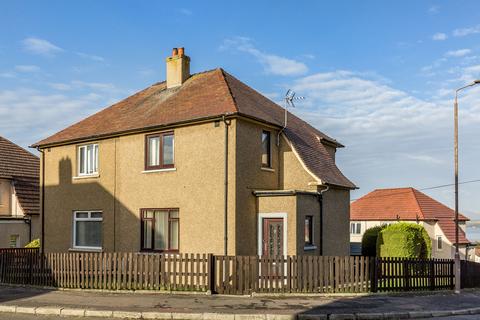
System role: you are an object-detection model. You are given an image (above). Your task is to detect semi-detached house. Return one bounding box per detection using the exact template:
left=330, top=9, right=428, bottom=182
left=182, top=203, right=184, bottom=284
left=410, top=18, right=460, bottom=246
left=32, top=48, right=356, bottom=256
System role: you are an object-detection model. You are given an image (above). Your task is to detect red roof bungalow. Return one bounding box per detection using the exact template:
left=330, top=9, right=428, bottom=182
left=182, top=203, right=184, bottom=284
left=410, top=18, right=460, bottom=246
left=350, top=188, right=470, bottom=259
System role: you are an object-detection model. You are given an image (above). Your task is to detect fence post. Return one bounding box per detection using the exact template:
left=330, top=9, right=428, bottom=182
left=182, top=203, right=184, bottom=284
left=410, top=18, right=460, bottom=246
left=429, top=259, right=435, bottom=291
left=369, top=257, right=378, bottom=293
left=207, top=253, right=215, bottom=294
left=403, top=259, right=409, bottom=291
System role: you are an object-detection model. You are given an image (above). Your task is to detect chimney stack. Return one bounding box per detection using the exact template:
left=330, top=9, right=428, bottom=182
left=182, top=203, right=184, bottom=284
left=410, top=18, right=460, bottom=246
left=166, top=47, right=190, bottom=88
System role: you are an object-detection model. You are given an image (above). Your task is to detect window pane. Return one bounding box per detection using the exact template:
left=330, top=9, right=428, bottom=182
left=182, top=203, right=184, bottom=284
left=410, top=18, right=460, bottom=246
left=94, top=144, right=99, bottom=173
left=144, top=210, right=154, bottom=219
left=79, top=147, right=85, bottom=174
left=170, top=219, right=179, bottom=250
left=261, top=131, right=271, bottom=167
left=87, top=145, right=92, bottom=174
left=143, top=220, right=153, bottom=249
left=162, top=134, right=174, bottom=166
left=91, top=212, right=102, bottom=219
left=356, top=223, right=361, bottom=234
left=170, top=210, right=179, bottom=219
left=148, top=137, right=160, bottom=166
left=75, top=221, right=102, bottom=247
left=305, top=218, right=311, bottom=243
left=154, top=210, right=168, bottom=250
left=76, top=212, right=88, bottom=219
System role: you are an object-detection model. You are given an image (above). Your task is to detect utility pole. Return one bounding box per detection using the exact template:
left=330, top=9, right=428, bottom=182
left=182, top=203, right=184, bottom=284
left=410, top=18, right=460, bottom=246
left=453, top=80, right=480, bottom=293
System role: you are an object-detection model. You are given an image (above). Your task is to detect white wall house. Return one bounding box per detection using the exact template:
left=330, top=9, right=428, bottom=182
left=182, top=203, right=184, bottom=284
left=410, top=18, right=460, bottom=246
left=0, top=136, right=40, bottom=248
left=350, top=188, right=471, bottom=260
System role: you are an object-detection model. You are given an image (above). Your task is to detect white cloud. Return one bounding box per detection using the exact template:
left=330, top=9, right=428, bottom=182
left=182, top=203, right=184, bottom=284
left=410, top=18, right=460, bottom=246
left=76, top=52, right=105, bottom=62
left=178, top=8, right=193, bottom=16
left=432, top=33, right=447, bottom=41
left=453, top=25, right=480, bottom=37
left=48, top=80, right=117, bottom=93
left=0, top=72, right=16, bottom=78
left=220, top=37, right=308, bottom=76
left=428, top=5, right=439, bottom=14
left=22, top=37, right=63, bottom=57
left=14, top=65, right=40, bottom=73
left=445, top=49, right=472, bottom=57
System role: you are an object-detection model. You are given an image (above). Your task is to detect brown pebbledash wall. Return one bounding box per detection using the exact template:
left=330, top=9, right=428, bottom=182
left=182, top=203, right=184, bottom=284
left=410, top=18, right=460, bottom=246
left=41, top=116, right=350, bottom=255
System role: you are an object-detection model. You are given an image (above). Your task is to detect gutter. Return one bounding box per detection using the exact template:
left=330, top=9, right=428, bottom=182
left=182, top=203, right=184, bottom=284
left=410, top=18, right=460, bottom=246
left=36, top=147, right=45, bottom=255
left=223, top=116, right=232, bottom=256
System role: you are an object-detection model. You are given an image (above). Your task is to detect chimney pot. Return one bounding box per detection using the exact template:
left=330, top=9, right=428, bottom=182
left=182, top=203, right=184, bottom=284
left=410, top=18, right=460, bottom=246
left=178, top=47, right=184, bottom=57
left=172, top=48, right=178, bottom=56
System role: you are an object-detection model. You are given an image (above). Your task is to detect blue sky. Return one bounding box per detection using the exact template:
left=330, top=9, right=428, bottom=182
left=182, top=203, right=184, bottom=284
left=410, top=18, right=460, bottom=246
left=1, top=1, right=480, bottom=236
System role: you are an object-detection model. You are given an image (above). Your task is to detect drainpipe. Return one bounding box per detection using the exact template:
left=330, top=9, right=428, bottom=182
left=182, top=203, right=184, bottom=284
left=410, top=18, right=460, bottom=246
left=318, top=185, right=329, bottom=256
left=37, top=147, right=45, bottom=255
left=223, top=116, right=232, bottom=256
left=24, top=216, right=32, bottom=242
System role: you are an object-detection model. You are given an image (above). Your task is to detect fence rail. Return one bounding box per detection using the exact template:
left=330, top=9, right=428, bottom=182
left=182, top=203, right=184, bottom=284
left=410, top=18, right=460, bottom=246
left=0, top=248, right=466, bottom=294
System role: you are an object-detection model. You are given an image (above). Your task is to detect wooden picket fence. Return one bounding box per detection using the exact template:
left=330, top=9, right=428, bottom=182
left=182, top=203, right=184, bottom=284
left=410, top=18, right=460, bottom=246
left=374, top=257, right=454, bottom=292
left=0, top=249, right=463, bottom=294
left=461, top=260, right=480, bottom=289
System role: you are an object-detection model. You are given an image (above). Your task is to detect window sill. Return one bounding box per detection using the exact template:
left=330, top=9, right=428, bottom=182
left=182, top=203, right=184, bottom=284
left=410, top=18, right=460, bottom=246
left=69, top=247, right=103, bottom=252
left=142, top=168, right=176, bottom=174
left=73, top=174, right=100, bottom=180
left=261, top=167, right=275, bottom=172
left=304, top=245, right=317, bottom=251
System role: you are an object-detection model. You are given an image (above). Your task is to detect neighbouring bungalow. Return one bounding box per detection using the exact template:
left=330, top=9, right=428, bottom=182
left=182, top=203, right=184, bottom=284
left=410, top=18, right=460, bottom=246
left=0, top=136, right=40, bottom=248
left=32, top=48, right=356, bottom=256
left=350, top=187, right=471, bottom=259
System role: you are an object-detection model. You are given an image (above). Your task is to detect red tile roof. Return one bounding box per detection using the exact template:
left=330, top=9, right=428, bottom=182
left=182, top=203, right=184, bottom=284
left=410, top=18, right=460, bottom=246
left=0, top=136, right=39, bottom=215
left=33, top=68, right=355, bottom=189
left=351, top=188, right=470, bottom=244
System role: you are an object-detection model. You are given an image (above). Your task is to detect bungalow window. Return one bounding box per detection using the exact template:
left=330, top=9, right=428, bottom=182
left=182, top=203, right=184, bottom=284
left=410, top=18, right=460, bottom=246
left=73, top=211, right=102, bottom=250
left=350, top=222, right=361, bottom=234
left=437, top=236, right=443, bottom=250
left=305, top=216, right=314, bottom=247
left=145, top=132, right=174, bottom=170
left=261, top=130, right=271, bottom=168
left=141, top=209, right=179, bottom=252
left=78, top=144, right=98, bottom=176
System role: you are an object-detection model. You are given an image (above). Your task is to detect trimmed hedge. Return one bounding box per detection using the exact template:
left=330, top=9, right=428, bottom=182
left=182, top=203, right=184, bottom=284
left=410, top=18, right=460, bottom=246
left=361, top=225, right=386, bottom=256
left=376, top=222, right=431, bottom=258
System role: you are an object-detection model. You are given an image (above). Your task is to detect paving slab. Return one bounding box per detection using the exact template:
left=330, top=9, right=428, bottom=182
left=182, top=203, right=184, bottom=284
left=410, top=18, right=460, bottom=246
left=1, top=285, right=480, bottom=319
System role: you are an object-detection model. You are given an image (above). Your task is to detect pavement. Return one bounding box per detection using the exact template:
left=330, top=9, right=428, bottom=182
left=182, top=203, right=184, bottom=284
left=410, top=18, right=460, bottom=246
left=2, top=286, right=480, bottom=319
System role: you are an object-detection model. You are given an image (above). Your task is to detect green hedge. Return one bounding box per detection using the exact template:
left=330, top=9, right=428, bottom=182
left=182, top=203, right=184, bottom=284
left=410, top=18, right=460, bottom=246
left=361, top=225, right=386, bottom=256
left=376, top=223, right=431, bottom=258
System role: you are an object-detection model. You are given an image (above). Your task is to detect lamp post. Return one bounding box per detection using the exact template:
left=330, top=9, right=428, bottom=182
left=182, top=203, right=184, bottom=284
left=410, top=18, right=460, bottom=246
left=454, top=80, right=480, bottom=293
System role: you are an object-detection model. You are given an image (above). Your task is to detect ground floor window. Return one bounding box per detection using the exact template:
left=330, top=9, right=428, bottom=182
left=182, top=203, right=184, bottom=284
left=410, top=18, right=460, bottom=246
left=141, top=208, right=179, bottom=252
left=304, top=215, right=313, bottom=247
left=73, top=211, right=102, bottom=250
left=9, top=235, right=19, bottom=248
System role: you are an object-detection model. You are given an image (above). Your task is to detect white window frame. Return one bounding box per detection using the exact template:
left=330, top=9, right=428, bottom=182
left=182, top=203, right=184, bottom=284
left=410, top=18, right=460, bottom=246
left=72, top=210, right=103, bottom=250
left=350, top=222, right=361, bottom=234
left=77, top=144, right=99, bottom=176
left=437, top=235, right=443, bottom=251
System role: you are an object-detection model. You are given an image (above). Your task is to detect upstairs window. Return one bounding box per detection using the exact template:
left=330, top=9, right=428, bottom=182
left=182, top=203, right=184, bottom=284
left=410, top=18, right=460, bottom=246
left=305, top=216, right=314, bottom=247
left=261, top=130, right=271, bottom=168
left=78, top=144, right=98, bottom=176
left=350, top=222, right=361, bottom=234
left=146, top=132, right=174, bottom=170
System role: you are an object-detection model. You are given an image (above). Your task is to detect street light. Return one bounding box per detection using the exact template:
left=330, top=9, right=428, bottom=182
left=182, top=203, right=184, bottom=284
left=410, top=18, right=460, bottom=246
left=454, top=79, right=480, bottom=293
